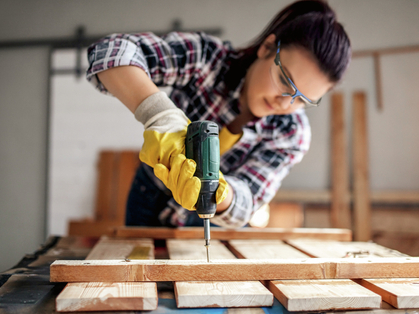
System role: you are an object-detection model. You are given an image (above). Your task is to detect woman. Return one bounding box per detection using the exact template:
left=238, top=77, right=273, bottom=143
left=86, top=0, right=351, bottom=228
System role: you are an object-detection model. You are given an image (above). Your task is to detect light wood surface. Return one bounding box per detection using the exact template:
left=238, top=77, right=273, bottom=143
left=114, top=227, right=352, bottom=241
left=227, top=239, right=308, bottom=259
left=56, top=237, right=158, bottom=312
left=167, top=239, right=235, bottom=260
left=286, top=239, right=407, bottom=258
left=50, top=257, right=419, bottom=282
left=86, top=237, right=154, bottom=260
left=331, top=93, right=351, bottom=229
left=359, top=278, right=419, bottom=309
left=175, top=281, right=273, bottom=309
left=269, top=279, right=380, bottom=312
left=167, top=239, right=273, bottom=308
left=228, top=239, right=383, bottom=312
left=56, top=282, right=157, bottom=312
left=352, top=92, right=372, bottom=241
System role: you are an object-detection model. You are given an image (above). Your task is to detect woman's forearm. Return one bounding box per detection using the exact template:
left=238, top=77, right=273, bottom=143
left=97, top=66, right=160, bottom=113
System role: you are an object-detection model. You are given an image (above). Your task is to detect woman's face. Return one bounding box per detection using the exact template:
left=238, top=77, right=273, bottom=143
left=240, top=35, right=334, bottom=118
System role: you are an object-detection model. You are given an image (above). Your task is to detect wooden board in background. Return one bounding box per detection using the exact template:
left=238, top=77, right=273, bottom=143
left=359, top=278, right=419, bottom=309
left=114, top=226, right=352, bottom=241
left=167, top=239, right=273, bottom=308
left=330, top=92, right=351, bottom=229
left=56, top=237, right=158, bottom=312
left=352, top=92, right=371, bottom=241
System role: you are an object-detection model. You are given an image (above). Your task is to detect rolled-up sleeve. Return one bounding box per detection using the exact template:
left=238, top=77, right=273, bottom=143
left=86, top=32, right=225, bottom=94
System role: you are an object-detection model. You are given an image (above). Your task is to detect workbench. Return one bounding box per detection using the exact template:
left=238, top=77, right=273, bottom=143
left=1, top=228, right=418, bottom=313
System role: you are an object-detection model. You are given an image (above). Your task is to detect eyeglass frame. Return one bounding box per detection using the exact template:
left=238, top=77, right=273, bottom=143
left=273, top=40, right=322, bottom=108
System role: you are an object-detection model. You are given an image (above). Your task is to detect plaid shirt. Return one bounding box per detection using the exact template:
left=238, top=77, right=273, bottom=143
left=86, top=32, right=311, bottom=228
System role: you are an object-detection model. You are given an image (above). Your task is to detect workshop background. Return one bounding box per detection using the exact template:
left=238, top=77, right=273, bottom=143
left=1, top=0, right=418, bottom=272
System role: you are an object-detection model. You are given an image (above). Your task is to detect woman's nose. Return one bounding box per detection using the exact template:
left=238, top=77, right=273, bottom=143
left=275, top=95, right=292, bottom=110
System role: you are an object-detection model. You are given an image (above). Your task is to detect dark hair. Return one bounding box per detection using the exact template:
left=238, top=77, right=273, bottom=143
left=225, top=0, right=351, bottom=91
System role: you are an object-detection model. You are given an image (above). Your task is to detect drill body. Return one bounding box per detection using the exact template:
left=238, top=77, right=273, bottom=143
left=185, top=121, right=220, bottom=261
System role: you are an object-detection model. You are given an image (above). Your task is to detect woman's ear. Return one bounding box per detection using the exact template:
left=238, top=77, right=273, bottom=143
left=257, top=34, right=277, bottom=59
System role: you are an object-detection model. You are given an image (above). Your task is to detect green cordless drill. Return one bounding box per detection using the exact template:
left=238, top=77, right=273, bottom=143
left=185, top=121, right=220, bottom=262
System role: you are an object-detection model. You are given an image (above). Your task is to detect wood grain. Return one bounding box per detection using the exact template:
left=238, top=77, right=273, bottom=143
left=286, top=239, right=407, bottom=258
left=269, top=279, right=380, bottom=311
left=353, top=92, right=372, bottom=241
left=56, top=282, right=157, bottom=312
left=50, top=257, right=419, bottom=282
left=114, top=227, right=352, bottom=241
left=115, top=151, right=140, bottom=224
left=167, top=239, right=273, bottom=308
left=167, top=239, right=235, bottom=260
left=94, top=151, right=116, bottom=221
left=359, top=278, right=419, bottom=309
left=227, top=239, right=308, bottom=259
left=228, top=239, right=383, bottom=312
left=175, top=281, right=273, bottom=308
left=86, top=237, right=154, bottom=260
left=56, top=237, right=157, bottom=312
left=331, top=93, right=351, bottom=229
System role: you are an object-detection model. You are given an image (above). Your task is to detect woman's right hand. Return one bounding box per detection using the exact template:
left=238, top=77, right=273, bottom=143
left=136, top=91, right=190, bottom=169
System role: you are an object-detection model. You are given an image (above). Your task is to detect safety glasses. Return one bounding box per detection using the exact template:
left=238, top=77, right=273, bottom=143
left=270, top=40, right=322, bottom=108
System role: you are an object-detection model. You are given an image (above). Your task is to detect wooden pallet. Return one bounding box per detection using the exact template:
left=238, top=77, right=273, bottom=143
left=52, top=229, right=419, bottom=312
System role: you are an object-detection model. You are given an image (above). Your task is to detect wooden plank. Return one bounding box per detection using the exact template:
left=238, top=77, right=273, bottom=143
left=167, top=239, right=235, bottom=260
left=86, top=237, right=154, bottom=260
left=56, top=282, right=157, bottom=312
left=167, top=239, right=273, bottom=308
left=331, top=93, right=352, bottom=229
left=269, top=279, right=380, bottom=312
left=114, top=151, right=139, bottom=224
left=175, top=281, right=273, bottom=309
left=68, top=219, right=117, bottom=237
left=94, top=151, right=117, bottom=221
left=228, top=239, right=382, bottom=312
left=50, top=257, right=419, bottom=282
left=353, top=91, right=372, bottom=241
left=373, top=53, right=383, bottom=111
left=273, top=189, right=419, bottom=204
left=227, top=239, right=309, bottom=259
left=114, top=227, right=352, bottom=241
left=286, top=239, right=407, bottom=258
left=56, top=237, right=157, bottom=312
left=359, top=278, right=419, bottom=309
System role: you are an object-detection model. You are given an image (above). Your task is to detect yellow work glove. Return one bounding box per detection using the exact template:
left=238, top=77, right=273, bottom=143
left=135, top=91, right=189, bottom=169
left=219, top=126, right=243, bottom=155
left=154, top=154, right=229, bottom=210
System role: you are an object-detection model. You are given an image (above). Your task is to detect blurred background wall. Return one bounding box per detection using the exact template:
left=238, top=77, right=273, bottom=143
left=1, top=0, right=418, bottom=271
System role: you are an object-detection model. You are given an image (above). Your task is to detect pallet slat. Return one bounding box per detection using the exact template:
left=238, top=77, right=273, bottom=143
left=359, top=278, right=419, bottom=309
left=56, top=237, right=157, bottom=312
left=50, top=257, right=419, bottom=282
left=114, top=227, right=352, bottom=241
left=228, top=239, right=381, bottom=312
left=269, top=279, right=380, bottom=312
left=167, top=239, right=273, bottom=308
